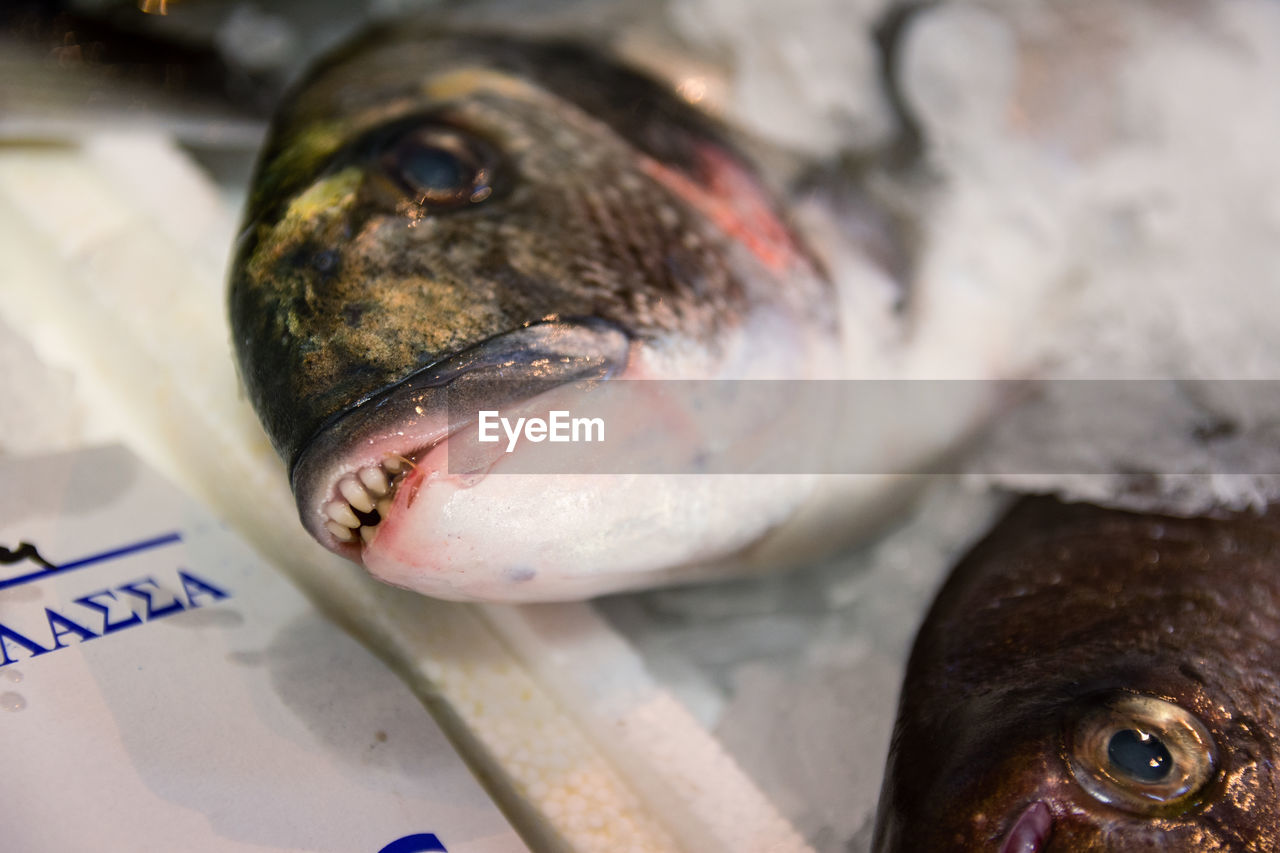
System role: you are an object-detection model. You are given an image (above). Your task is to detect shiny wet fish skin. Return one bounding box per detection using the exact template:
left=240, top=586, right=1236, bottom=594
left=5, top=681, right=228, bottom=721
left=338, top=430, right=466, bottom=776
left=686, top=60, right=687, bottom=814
left=228, top=24, right=851, bottom=598
left=874, top=498, right=1280, bottom=851
left=231, top=28, right=832, bottom=466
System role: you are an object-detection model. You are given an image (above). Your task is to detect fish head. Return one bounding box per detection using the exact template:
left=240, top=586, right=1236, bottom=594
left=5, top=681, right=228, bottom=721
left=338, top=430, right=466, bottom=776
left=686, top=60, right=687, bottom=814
left=874, top=499, right=1280, bottom=851
left=229, top=28, right=841, bottom=599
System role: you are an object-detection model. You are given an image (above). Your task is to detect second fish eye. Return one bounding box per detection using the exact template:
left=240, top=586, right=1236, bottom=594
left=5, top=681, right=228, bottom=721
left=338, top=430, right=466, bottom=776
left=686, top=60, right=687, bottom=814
left=381, top=125, right=500, bottom=209
left=1066, top=693, right=1217, bottom=816
left=1108, top=728, right=1172, bottom=783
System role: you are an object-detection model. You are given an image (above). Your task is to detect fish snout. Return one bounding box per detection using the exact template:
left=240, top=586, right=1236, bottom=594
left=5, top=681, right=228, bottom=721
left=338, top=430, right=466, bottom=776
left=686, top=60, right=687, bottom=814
left=290, top=317, right=631, bottom=558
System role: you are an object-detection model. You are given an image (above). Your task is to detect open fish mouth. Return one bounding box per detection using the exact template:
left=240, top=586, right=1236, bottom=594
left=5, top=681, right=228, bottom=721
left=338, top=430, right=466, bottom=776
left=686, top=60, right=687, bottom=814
left=291, top=317, right=631, bottom=558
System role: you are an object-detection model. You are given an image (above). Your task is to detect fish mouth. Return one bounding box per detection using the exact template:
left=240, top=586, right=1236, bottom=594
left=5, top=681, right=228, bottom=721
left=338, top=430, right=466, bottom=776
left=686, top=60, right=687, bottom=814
left=1001, top=801, right=1053, bottom=853
left=291, top=317, right=632, bottom=558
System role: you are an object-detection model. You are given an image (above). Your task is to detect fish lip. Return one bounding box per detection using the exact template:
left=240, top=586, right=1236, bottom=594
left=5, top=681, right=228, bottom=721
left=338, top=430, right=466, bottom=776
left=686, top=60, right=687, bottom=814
left=291, top=316, right=632, bottom=558
left=1000, top=800, right=1053, bottom=853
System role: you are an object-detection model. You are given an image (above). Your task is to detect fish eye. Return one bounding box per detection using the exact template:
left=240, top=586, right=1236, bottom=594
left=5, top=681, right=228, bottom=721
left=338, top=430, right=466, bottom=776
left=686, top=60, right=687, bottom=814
left=380, top=125, right=500, bottom=209
left=1066, top=693, right=1217, bottom=815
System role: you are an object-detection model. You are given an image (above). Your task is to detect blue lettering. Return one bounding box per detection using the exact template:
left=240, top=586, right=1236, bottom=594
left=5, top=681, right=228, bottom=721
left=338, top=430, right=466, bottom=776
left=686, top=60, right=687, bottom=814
left=377, top=834, right=447, bottom=853
left=118, top=577, right=186, bottom=620
left=177, top=570, right=230, bottom=607
left=0, top=566, right=236, bottom=667
left=45, top=608, right=98, bottom=649
left=73, top=589, right=144, bottom=634
left=0, top=623, right=52, bottom=666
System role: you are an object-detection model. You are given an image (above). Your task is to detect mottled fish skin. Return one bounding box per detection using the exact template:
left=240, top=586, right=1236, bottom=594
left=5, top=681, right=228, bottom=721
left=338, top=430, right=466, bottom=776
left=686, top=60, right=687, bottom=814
left=875, top=498, right=1280, bottom=852
left=231, top=25, right=831, bottom=468
left=228, top=22, right=840, bottom=586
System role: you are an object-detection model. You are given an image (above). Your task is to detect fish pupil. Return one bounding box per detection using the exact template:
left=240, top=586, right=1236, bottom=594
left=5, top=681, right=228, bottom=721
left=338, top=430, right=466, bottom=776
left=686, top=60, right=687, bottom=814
left=401, top=145, right=470, bottom=196
left=1108, top=729, right=1172, bottom=783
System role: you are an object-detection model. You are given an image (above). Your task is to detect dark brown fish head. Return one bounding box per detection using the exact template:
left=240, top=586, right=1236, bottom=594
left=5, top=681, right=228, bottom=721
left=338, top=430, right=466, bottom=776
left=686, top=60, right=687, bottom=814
left=228, top=25, right=840, bottom=598
left=874, top=498, right=1280, bottom=852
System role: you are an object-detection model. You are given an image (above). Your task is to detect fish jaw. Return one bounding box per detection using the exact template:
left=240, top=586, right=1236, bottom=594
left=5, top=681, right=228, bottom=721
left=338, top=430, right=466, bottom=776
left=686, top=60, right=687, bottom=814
left=360, top=454, right=819, bottom=602
left=290, top=303, right=841, bottom=597
left=291, top=317, right=631, bottom=559
left=350, top=344, right=830, bottom=602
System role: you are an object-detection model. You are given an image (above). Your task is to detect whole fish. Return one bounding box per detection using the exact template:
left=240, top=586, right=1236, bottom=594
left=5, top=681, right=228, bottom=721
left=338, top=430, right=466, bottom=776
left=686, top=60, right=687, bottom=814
left=228, top=21, right=881, bottom=601
left=874, top=497, right=1280, bottom=851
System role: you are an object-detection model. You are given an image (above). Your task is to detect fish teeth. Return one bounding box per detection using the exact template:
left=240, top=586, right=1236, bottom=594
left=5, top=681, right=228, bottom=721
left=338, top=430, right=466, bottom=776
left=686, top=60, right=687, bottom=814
left=324, top=458, right=410, bottom=546
left=325, top=521, right=355, bottom=542
left=324, top=500, right=360, bottom=529
left=338, top=475, right=375, bottom=514
left=359, top=466, right=390, bottom=496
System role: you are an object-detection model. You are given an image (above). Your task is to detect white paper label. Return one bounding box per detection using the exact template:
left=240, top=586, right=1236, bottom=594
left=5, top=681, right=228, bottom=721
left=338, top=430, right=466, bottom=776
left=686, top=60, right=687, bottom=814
left=0, top=445, right=528, bottom=853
